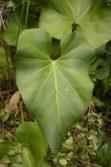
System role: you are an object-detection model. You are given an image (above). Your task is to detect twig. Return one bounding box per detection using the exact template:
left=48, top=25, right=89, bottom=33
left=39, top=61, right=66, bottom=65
left=76, top=159, right=102, bottom=167
left=19, top=101, right=24, bottom=123
left=0, top=8, right=5, bottom=30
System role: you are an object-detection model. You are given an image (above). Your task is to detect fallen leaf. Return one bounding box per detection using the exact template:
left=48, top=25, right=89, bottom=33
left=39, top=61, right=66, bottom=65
left=5, top=91, right=21, bottom=112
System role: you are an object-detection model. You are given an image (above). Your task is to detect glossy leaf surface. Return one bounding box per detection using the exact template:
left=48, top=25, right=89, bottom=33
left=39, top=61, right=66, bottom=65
left=16, top=29, right=94, bottom=152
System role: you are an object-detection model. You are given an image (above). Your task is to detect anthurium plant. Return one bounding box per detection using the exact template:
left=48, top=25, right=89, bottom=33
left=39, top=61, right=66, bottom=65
left=1, top=0, right=111, bottom=166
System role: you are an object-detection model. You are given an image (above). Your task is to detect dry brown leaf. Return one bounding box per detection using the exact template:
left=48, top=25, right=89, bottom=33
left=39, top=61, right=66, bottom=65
left=5, top=91, right=21, bottom=112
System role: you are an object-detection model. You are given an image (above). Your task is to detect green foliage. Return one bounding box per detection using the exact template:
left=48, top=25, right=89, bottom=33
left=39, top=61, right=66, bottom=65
left=22, top=147, right=36, bottom=167
left=0, top=122, right=49, bottom=167
left=0, top=142, right=23, bottom=166
left=90, top=57, right=110, bottom=80
left=95, top=142, right=111, bottom=167
left=16, top=122, right=47, bottom=167
left=39, top=0, right=111, bottom=47
left=1, top=0, right=111, bottom=166
left=4, top=9, right=24, bottom=46
left=48, top=111, right=104, bottom=167
left=4, top=3, right=38, bottom=46
left=0, top=47, right=12, bottom=69
left=0, top=141, right=16, bottom=157
left=16, top=28, right=94, bottom=152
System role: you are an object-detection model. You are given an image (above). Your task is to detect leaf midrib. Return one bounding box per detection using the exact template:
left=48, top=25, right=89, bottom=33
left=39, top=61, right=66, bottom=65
left=53, top=63, right=61, bottom=145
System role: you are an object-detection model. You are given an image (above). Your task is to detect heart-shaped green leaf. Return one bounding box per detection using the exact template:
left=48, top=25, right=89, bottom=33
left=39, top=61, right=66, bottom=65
left=39, top=0, right=111, bottom=48
left=16, top=122, right=47, bottom=167
left=16, top=28, right=94, bottom=152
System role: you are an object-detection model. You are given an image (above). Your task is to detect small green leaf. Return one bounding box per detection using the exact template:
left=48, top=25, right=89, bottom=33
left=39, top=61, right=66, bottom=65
left=65, top=137, right=73, bottom=146
left=4, top=7, right=38, bottom=46
left=90, top=58, right=110, bottom=80
left=59, top=158, right=68, bottom=166
left=93, top=97, right=104, bottom=107
left=7, top=1, right=15, bottom=8
left=0, top=141, right=16, bottom=157
left=14, top=154, right=23, bottom=163
left=1, top=155, right=10, bottom=164
left=4, top=10, right=24, bottom=46
left=16, top=122, right=47, bottom=166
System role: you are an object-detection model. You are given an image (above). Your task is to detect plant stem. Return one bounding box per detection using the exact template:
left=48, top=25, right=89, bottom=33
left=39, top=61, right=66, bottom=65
left=0, top=9, right=12, bottom=88
left=25, top=0, right=30, bottom=28
left=19, top=101, right=24, bottom=123
left=16, top=1, right=25, bottom=47
left=5, top=47, right=12, bottom=88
